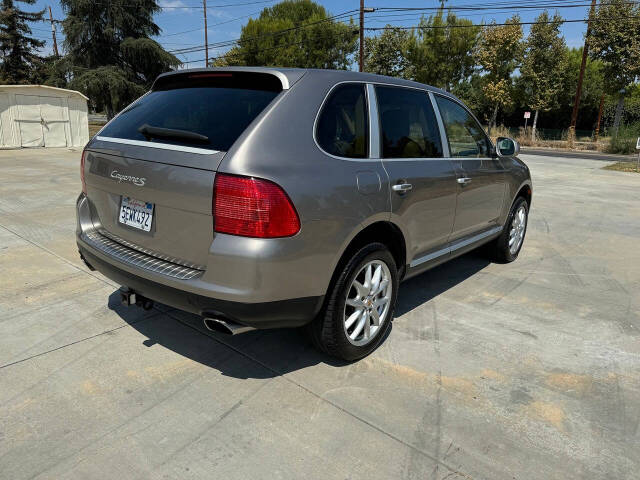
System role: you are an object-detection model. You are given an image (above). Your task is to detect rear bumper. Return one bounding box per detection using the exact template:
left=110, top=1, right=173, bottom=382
left=79, top=245, right=324, bottom=328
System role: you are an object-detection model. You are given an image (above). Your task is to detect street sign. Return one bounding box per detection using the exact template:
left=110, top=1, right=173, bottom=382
left=524, top=111, right=531, bottom=119
left=636, top=137, right=640, bottom=150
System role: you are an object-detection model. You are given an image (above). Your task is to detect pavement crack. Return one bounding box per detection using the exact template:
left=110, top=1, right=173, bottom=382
left=0, top=223, right=117, bottom=289
left=0, top=315, right=155, bottom=370
left=162, top=309, right=471, bottom=479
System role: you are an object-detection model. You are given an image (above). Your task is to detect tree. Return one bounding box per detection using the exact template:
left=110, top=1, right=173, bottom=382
left=0, top=0, right=44, bottom=84
left=364, top=26, right=413, bottom=79
left=558, top=47, right=603, bottom=130
left=406, top=8, right=480, bottom=91
left=588, top=0, right=640, bottom=133
left=212, top=0, right=357, bottom=69
left=29, top=55, right=70, bottom=87
left=61, top=0, right=179, bottom=118
left=520, top=11, right=567, bottom=140
left=475, top=15, right=523, bottom=130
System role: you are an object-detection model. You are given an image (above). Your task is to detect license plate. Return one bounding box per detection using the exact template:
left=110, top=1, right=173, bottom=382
left=119, top=197, right=154, bottom=232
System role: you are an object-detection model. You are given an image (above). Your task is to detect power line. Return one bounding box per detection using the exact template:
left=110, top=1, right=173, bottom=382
left=365, top=1, right=639, bottom=19
left=169, top=8, right=357, bottom=55
left=374, top=0, right=638, bottom=11
left=148, top=0, right=274, bottom=8
left=180, top=25, right=357, bottom=65
left=364, top=15, right=640, bottom=31
left=159, top=8, right=265, bottom=37
left=175, top=3, right=639, bottom=64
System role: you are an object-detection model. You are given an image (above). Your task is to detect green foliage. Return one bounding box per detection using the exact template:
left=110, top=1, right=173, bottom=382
left=589, top=0, right=640, bottom=94
left=588, top=0, right=640, bottom=130
left=601, top=85, right=640, bottom=127
left=520, top=11, right=567, bottom=113
left=364, top=26, right=413, bottom=79
left=452, top=75, right=496, bottom=123
left=213, top=0, right=357, bottom=69
left=406, top=8, right=480, bottom=91
left=559, top=47, right=603, bottom=126
left=474, top=15, right=523, bottom=127
left=29, top=55, right=71, bottom=87
left=0, top=0, right=44, bottom=84
left=60, top=0, right=179, bottom=117
left=606, top=122, right=640, bottom=154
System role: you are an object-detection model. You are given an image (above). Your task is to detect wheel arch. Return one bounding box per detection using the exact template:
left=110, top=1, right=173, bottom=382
left=325, top=220, right=407, bottom=298
left=515, top=182, right=532, bottom=208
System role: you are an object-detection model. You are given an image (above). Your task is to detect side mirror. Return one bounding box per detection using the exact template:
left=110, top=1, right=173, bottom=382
left=496, top=137, right=520, bottom=157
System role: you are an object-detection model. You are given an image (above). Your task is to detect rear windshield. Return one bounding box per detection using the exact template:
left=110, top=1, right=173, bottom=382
left=99, top=72, right=282, bottom=152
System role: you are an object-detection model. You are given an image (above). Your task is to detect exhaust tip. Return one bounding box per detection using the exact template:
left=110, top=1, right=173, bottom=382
left=203, top=317, right=255, bottom=335
left=203, top=317, right=234, bottom=335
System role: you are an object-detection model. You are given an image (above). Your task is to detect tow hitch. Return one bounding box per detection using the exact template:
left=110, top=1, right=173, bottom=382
left=120, top=287, right=154, bottom=310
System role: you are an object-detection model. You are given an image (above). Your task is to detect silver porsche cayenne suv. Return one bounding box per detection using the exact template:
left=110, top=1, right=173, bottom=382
left=76, top=67, right=532, bottom=360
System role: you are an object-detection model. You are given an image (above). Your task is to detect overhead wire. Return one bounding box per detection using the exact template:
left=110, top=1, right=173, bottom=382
left=168, top=8, right=357, bottom=55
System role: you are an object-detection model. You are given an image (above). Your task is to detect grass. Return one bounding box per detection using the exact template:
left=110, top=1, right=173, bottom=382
left=603, top=160, right=640, bottom=173
left=89, top=122, right=104, bottom=138
left=605, top=123, right=640, bottom=154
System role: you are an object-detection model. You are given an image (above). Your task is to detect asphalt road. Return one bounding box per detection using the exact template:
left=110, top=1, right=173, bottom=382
left=1, top=149, right=639, bottom=480
left=521, top=147, right=637, bottom=162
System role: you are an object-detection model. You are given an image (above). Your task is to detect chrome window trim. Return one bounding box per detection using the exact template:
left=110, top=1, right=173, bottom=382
left=409, top=226, right=502, bottom=268
left=95, top=136, right=219, bottom=155
left=429, top=91, right=451, bottom=158
left=366, top=83, right=381, bottom=159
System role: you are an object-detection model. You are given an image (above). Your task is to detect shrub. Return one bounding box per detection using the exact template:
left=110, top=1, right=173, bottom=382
left=606, top=122, right=640, bottom=154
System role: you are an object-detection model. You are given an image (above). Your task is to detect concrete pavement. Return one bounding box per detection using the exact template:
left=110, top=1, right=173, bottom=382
left=1, top=148, right=639, bottom=479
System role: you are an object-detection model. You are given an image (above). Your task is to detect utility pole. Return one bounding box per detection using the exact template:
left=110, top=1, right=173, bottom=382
left=203, top=0, right=209, bottom=67
left=569, top=0, right=597, bottom=144
left=359, top=0, right=364, bottom=72
left=48, top=6, right=59, bottom=57
left=358, top=3, right=374, bottom=72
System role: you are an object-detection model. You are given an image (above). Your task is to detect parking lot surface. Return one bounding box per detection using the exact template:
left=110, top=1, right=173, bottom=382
left=1, top=148, right=639, bottom=480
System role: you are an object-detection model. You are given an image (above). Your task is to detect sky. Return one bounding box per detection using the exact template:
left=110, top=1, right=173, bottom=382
left=28, top=0, right=596, bottom=68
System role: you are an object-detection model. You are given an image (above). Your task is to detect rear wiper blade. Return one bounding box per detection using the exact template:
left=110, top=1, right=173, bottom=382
left=138, top=124, right=209, bottom=144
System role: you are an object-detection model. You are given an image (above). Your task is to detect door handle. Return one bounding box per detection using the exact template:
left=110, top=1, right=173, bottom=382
left=457, top=177, right=472, bottom=185
left=392, top=183, right=413, bottom=193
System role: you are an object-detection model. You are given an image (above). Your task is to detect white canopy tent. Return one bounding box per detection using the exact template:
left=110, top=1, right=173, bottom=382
left=0, top=85, right=89, bottom=149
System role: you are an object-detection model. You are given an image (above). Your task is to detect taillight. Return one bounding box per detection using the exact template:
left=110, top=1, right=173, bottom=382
left=80, top=150, right=87, bottom=194
left=213, top=174, right=300, bottom=238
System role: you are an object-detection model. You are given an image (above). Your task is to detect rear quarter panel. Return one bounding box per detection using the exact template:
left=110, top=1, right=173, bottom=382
left=218, top=71, right=391, bottom=296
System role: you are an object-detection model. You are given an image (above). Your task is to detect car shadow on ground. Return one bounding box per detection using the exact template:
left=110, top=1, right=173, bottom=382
left=112, top=251, right=491, bottom=379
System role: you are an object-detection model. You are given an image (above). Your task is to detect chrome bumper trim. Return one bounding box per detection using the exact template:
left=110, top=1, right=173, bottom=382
left=82, top=230, right=205, bottom=280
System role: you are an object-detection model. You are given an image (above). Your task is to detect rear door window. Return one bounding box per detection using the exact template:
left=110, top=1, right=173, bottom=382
left=99, top=72, right=282, bottom=152
left=375, top=86, right=443, bottom=159
left=316, top=83, right=368, bottom=158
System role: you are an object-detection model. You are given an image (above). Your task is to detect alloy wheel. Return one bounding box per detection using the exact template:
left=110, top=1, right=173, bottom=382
left=343, top=260, right=393, bottom=346
left=509, top=205, right=527, bottom=255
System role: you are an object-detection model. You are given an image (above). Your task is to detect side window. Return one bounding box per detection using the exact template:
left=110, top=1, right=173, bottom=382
left=435, top=95, right=491, bottom=158
left=316, top=84, right=368, bottom=158
left=375, top=86, right=443, bottom=159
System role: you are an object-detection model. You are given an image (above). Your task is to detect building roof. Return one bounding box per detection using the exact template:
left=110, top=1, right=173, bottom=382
left=0, top=85, right=89, bottom=101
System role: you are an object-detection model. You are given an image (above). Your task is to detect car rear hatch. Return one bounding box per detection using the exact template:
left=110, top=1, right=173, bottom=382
left=82, top=71, right=284, bottom=268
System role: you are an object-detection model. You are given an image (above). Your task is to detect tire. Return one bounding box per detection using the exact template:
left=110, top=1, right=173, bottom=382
left=307, top=243, right=399, bottom=361
left=487, top=196, right=529, bottom=263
